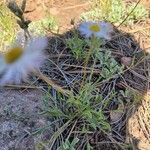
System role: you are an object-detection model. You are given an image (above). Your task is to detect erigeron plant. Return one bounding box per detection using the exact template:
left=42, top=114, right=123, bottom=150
left=77, top=21, right=120, bottom=85
left=65, top=20, right=123, bottom=84
left=65, top=32, right=86, bottom=59
left=95, top=50, right=124, bottom=79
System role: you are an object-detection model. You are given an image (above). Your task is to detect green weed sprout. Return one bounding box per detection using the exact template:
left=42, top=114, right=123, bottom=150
left=42, top=83, right=111, bottom=131
left=65, top=32, right=86, bottom=59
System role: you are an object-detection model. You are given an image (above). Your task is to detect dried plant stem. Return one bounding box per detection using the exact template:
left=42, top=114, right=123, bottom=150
left=117, top=0, right=141, bottom=28
left=36, top=71, right=71, bottom=96
left=2, top=84, right=42, bottom=89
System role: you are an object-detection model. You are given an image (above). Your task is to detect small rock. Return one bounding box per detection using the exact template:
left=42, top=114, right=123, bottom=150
left=121, top=57, right=132, bottom=66
left=110, top=104, right=124, bottom=123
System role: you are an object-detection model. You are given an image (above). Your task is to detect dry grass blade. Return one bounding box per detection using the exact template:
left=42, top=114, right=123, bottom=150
left=48, top=120, right=71, bottom=149
left=66, top=119, right=77, bottom=141
left=2, top=84, right=42, bottom=89
left=129, top=26, right=150, bottom=33
left=128, top=68, right=147, bottom=81
left=37, top=71, right=72, bottom=96
left=66, top=70, right=100, bottom=74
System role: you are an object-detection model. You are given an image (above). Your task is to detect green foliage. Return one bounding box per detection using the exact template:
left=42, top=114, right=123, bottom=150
left=65, top=32, right=86, bottom=59
left=57, top=138, right=79, bottom=150
left=29, top=15, right=58, bottom=35
left=87, top=142, right=93, bottom=150
left=67, top=83, right=110, bottom=130
left=95, top=51, right=124, bottom=79
left=40, top=82, right=120, bottom=149
left=106, top=0, right=126, bottom=23
left=95, top=0, right=112, bottom=19
left=0, top=4, right=17, bottom=52
left=43, top=83, right=111, bottom=131
left=65, top=33, right=104, bottom=60
left=127, top=2, right=149, bottom=23
left=86, top=36, right=103, bottom=54
left=81, top=0, right=149, bottom=25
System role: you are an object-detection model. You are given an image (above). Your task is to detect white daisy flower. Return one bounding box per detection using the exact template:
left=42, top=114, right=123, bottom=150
left=78, top=21, right=113, bottom=40
left=0, top=37, right=48, bottom=85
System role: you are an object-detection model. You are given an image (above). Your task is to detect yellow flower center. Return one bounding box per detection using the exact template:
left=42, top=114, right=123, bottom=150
left=4, top=47, right=23, bottom=64
left=89, top=24, right=101, bottom=32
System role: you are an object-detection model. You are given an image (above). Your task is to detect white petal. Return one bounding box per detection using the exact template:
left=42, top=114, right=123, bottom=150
left=0, top=56, right=7, bottom=73
left=78, top=21, right=113, bottom=39
left=99, top=22, right=113, bottom=39
left=0, top=37, right=48, bottom=85
left=78, top=21, right=96, bottom=37
left=96, top=30, right=111, bottom=40
left=0, top=67, right=15, bottom=85
left=19, top=37, right=48, bottom=70
left=100, top=21, right=113, bottom=32
left=26, top=37, right=48, bottom=52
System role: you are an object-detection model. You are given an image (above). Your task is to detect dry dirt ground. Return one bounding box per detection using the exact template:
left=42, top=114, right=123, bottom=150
left=0, top=0, right=150, bottom=149
left=0, top=89, right=45, bottom=149
left=24, top=0, right=89, bottom=32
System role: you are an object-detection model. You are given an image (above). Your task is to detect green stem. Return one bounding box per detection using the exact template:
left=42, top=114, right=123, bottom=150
left=80, top=36, right=97, bottom=88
